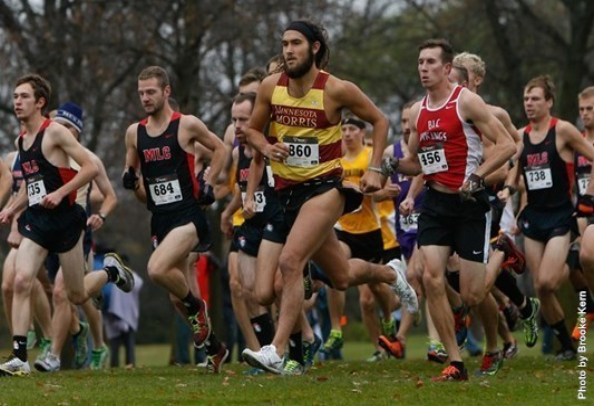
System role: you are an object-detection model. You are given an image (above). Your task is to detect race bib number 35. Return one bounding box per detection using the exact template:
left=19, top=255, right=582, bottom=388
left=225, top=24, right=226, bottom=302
left=27, top=175, right=47, bottom=206
left=284, top=136, right=319, bottom=168
left=148, top=174, right=182, bottom=206
left=525, top=165, right=553, bottom=190
left=418, top=144, right=448, bottom=175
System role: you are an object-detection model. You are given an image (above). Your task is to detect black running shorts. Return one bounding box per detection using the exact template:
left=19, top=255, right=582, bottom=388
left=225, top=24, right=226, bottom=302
left=236, top=210, right=285, bottom=257
left=150, top=205, right=211, bottom=252
left=277, top=177, right=363, bottom=240
left=18, top=204, right=87, bottom=254
left=417, top=188, right=491, bottom=263
left=335, top=228, right=383, bottom=263
left=517, top=202, right=577, bottom=243
left=45, top=225, right=94, bottom=283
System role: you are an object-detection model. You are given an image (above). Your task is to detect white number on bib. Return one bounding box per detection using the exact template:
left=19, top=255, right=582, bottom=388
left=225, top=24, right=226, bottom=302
left=578, top=174, right=590, bottom=196
left=284, top=136, right=319, bottom=168
left=27, top=175, right=47, bottom=206
left=399, top=212, right=419, bottom=232
left=242, top=191, right=266, bottom=212
left=525, top=165, right=553, bottom=190
left=418, top=145, right=448, bottom=175
left=148, top=175, right=182, bottom=205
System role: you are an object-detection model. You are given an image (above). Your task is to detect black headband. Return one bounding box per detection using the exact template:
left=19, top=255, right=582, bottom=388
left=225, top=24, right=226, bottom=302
left=285, top=21, right=319, bottom=44
left=342, top=117, right=366, bottom=129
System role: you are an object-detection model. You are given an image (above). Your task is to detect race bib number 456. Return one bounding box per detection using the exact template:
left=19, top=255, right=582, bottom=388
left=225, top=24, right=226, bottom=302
left=418, top=144, right=448, bottom=175
left=284, top=136, right=319, bottom=168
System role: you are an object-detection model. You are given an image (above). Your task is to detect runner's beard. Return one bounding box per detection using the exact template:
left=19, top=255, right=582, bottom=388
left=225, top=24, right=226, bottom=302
left=285, top=48, right=315, bottom=79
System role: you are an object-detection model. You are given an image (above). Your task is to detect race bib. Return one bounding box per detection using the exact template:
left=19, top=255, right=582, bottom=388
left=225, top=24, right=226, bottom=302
left=148, top=174, right=182, bottom=206
left=27, top=175, right=47, bottom=206
left=399, top=212, right=419, bottom=233
left=418, top=144, right=448, bottom=175
left=242, top=191, right=266, bottom=212
left=525, top=165, right=552, bottom=190
left=284, top=136, right=319, bottom=168
left=578, top=173, right=590, bottom=196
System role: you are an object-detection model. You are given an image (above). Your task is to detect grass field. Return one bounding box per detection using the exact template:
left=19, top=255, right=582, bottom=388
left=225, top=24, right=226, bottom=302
left=0, top=332, right=591, bottom=405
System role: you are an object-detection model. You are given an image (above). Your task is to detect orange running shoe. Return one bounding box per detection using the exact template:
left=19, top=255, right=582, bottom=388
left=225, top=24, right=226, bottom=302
left=431, top=364, right=468, bottom=382
left=572, top=313, right=594, bottom=341
left=378, top=335, right=405, bottom=359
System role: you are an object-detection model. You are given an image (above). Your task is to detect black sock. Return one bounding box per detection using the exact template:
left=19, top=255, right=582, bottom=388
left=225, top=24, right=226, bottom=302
left=519, top=297, right=533, bottom=319
left=451, top=360, right=465, bottom=371
left=289, top=332, right=304, bottom=365
left=551, top=320, right=575, bottom=352
left=13, top=335, right=27, bottom=362
left=251, top=313, right=275, bottom=347
left=182, top=292, right=203, bottom=315
left=495, top=271, right=526, bottom=308
left=205, top=333, right=222, bottom=356
left=446, top=271, right=460, bottom=293
left=578, top=289, right=594, bottom=313
left=104, top=266, right=118, bottom=283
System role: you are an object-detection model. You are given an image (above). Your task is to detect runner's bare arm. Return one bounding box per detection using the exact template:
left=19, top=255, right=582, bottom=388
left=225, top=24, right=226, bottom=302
left=246, top=74, right=287, bottom=160
left=88, top=152, right=117, bottom=230
left=185, top=116, right=226, bottom=187
left=43, top=124, right=98, bottom=209
left=560, top=120, right=594, bottom=196
left=459, top=91, right=516, bottom=179
left=0, top=157, right=12, bottom=208
left=0, top=178, right=27, bottom=224
left=244, top=150, right=266, bottom=219
left=124, top=124, right=146, bottom=203
left=396, top=102, right=423, bottom=176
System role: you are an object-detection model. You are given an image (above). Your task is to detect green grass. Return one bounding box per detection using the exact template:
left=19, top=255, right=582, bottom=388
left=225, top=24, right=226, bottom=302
left=0, top=333, right=589, bottom=405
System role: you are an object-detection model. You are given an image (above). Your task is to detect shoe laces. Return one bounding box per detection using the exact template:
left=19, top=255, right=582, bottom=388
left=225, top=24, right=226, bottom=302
left=283, top=360, right=302, bottom=373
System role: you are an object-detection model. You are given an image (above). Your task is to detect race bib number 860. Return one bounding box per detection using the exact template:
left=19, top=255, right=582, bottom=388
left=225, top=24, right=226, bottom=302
left=284, top=136, right=319, bottom=168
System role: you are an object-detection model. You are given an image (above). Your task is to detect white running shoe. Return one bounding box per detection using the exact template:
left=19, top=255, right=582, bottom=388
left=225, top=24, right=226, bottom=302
left=387, top=259, right=419, bottom=314
left=104, top=253, right=134, bottom=293
left=34, top=352, right=60, bottom=372
left=242, top=345, right=284, bottom=374
left=0, top=355, right=31, bottom=376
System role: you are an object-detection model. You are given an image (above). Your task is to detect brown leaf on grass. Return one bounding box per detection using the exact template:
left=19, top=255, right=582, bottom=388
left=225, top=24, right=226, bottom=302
left=392, top=393, right=401, bottom=400
left=316, top=376, right=328, bottom=382
left=416, top=380, right=424, bottom=388
left=224, top=369, right=237, bottom=376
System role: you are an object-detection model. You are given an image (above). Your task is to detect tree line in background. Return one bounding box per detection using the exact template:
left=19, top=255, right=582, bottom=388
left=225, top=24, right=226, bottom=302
left=0, top=0, right=592, bottom=343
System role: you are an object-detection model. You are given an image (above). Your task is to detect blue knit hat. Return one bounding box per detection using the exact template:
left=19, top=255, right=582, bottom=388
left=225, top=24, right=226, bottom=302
left=55, top=102, right=83, bottom=133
